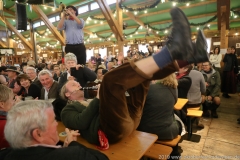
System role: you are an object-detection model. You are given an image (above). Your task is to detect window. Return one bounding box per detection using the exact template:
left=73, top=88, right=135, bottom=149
left=106, top=0, right=116, bottom=5
left=33, top=22, right=40, bottom=28
left=49, top=17, right=56, bottom=23
left=56, top=15, right=60, bottom=21
left=138, top=44, right=149, bottom=53
left=27, top=25, right=30, bottom=30
left=99, top=48, right=107, bottom=58
left=91, top=2, right=99, bottom=10
left=40, top=21, right=45, bottom=26
left=78, top=5, right=89, bottom=14
left=86, top=49, right=94, bottom=62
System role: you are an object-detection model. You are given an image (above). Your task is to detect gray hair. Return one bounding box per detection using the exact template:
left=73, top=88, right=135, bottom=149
left=38, top=69, right=53, bottom=79
left=60, top=82, right=68, bottom=101
left=0, top=84, right=13, bottom=102
left=4, top=100, right=53, bottom=149
left=64, top=52, right=77, bottom=64
left=26, top=67, right=37, bottom=73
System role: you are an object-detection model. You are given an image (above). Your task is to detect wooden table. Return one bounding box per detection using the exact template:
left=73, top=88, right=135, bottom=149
left=57, top=122, right=158, bottom=160
left=174, top=98, right=188, bottom=110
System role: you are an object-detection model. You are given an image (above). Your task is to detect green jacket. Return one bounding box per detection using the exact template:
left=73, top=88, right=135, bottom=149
left=61, top=98, right=100, bottom=145
left=201, top=69, right=221, bottom=97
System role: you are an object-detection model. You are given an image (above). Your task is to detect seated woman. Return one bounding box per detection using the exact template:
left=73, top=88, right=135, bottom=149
left=94, top=66, right=108, bottom=83
left=16, top=74, right=41, bottom=100
left=0, top=84, right=18, bottom=149
left=137, top=73, right=184, bottom=158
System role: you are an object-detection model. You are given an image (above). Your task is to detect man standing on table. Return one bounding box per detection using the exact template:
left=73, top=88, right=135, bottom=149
left=60, top=7, right=209, bottom=150
left=57, top=5, right=86, bottom=65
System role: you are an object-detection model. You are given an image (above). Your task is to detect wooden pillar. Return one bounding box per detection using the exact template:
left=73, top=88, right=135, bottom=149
left=29, top=19, right=37, bottom=63
left=116, top=0, right=124, bottom=54
left=220, top=6, right=228, bottom=49
left=217, top=0, right=230, bottom=49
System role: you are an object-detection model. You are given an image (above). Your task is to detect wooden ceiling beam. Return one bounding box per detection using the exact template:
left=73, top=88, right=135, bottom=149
left=0, top=41, right=7, bottom=48
left=95, top=0, right=124, bottom=41
left=32, top=5, right=65, bottom=45
left=0, top=17, right=33, bottom=50
left=3, top=8, right=15, bottom=16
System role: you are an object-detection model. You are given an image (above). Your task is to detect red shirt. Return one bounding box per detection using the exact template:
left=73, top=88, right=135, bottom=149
left=0, top=115, right=9, bottom=149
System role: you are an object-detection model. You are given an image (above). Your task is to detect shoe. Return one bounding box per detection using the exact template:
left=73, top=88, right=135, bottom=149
left=222, top=93, right=231, bottom=98
left=166, top=7, right=194, bottom=63
left=211, top=110, right=218, bottom=118
left=202, top=110, right=210, bottom=117
left=197, top=123, right=205, bottom=129
left=194, top=30, right=209, bottom=63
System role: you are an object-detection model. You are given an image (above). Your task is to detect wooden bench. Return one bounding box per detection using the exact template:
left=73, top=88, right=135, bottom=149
left=155, top=135, right=181, bottom=147
left=186, top=109, right=203, bottom=139
left=57, top=122, right=158, bottom=160
left=144, top=143, right=173, bottom=160
left=174, top=98, right=188, bottom=110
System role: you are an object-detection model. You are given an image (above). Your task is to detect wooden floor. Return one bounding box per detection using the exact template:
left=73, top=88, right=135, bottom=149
left=178, top=93, right=240, bottom=160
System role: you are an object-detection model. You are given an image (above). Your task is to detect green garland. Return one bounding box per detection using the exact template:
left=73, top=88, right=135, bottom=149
left=9, top=0, right=54, bottom=4
left=231, top=9, right=240, bottom=17
left=148, top=15, right=217, bottom=31
left=89, top=10, right=115, bottom=21
left=96, top=33, right=113, bottom=39
left=124, top=25, right=141, bottom=36
left=119, top=0, right=160, bottom=12
left=169, top=0, right=195, bottom=3
left=89, top=16, right=106, bottom=21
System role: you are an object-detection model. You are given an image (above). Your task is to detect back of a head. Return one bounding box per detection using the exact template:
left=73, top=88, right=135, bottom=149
left=4, top=100, right=52, bottom=149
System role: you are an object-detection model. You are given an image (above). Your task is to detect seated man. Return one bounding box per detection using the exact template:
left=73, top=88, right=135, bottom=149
left=38, top=70, right=59, bottom=100
left=60, top=7, right=208, bottom=149
left=1, top=100, right=109, bottom=160
left=201, top=61, right=221, bottom=118
left=26, top=66, right=42, bottom=89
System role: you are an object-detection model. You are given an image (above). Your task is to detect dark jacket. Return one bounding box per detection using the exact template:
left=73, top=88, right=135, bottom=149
left=222, top=54, right=238, bottom=73
left=0, top=141, right=109, bottom=160
left=23, top=83, right=41, bottom=99
left=58, top=67, right=97, bottom=92
left=33, top=78, right=42, bottom=89
left=201, top=69, right=221, bottom=97
left=61, top=98, right=100, bottom=145
left=40, top=81, right=59, bottom=100
left=137, top=83, right=179, bottom=140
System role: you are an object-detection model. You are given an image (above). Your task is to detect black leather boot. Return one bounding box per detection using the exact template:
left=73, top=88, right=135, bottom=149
left=166, top=7, right=194, bottom=63
left=194, top=30, right=209, bottom=63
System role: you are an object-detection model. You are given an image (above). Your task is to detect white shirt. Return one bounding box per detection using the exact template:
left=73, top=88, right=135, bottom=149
left=209, top=54, right=222, bottom=68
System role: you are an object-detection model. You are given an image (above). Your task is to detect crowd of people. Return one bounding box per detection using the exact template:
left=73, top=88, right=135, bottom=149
left=0, top=6, right=239, bottom=160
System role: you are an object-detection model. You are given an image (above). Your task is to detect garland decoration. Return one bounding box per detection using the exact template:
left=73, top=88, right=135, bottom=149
left=89, top=16, right=106, bottom=21
left=89, top=10, right=115, bottom=21
left=230, top=9, right=240, bottom=17
left=10, top=0, right=54, bottom=4
left=168, top=0, right=195, bottom=3
left=96, top=33, right=113, bottom=39
left=148, top=15, right=217, bottom=31
left=119, top=0, right=160, bottom=11
left=124, top=25, right=141, bottom=36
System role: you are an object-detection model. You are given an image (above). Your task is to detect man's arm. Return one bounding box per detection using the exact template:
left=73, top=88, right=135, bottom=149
left=83, top=67, right=97, bottom=82
left=61, top=98, right=100, bottom=130
left=57, top=13, right=66, bottom=30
